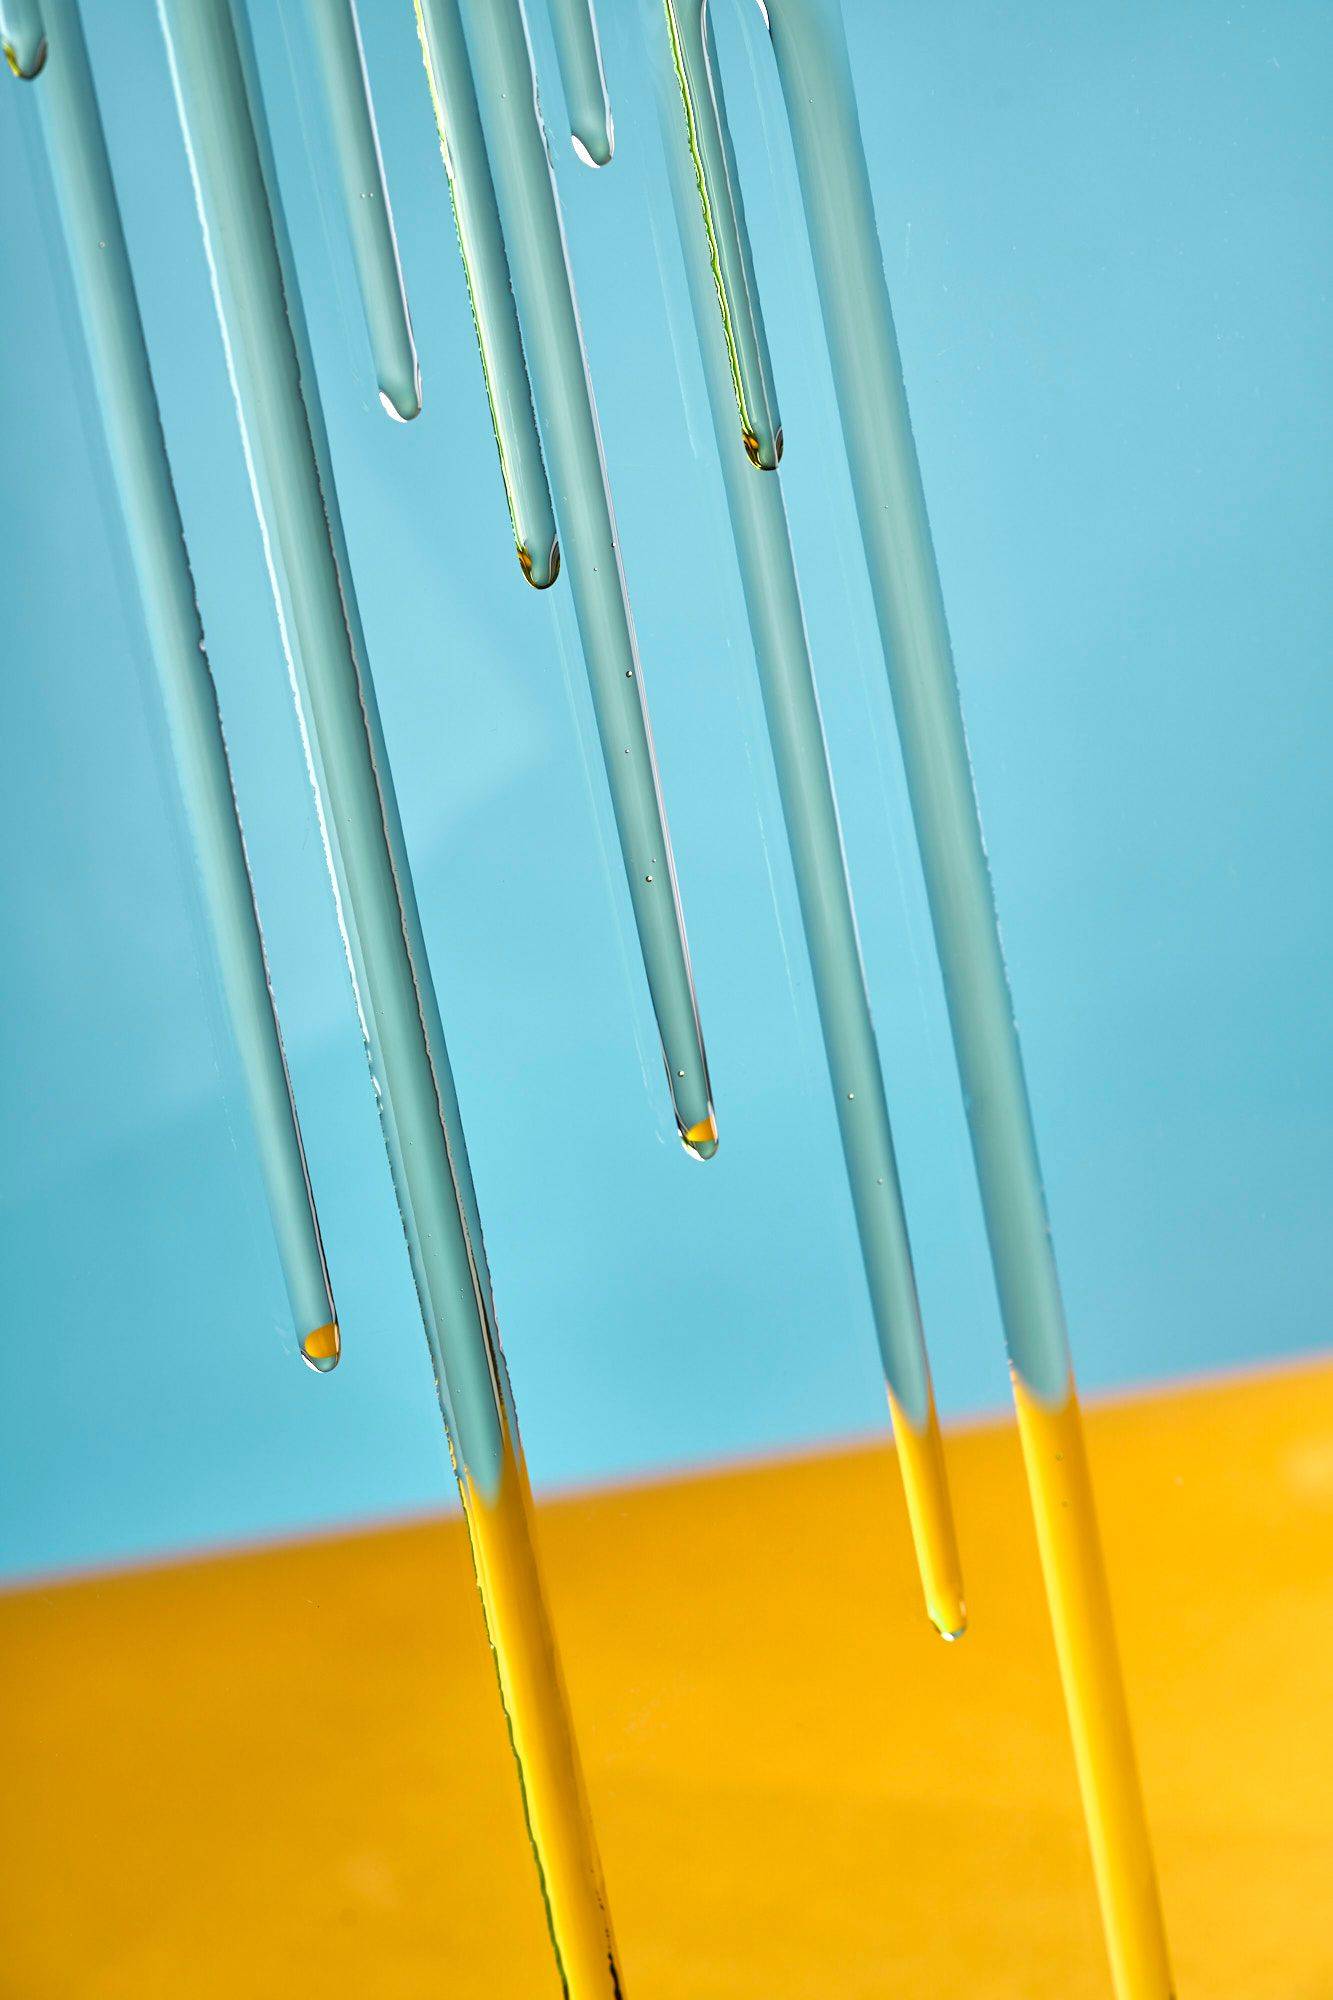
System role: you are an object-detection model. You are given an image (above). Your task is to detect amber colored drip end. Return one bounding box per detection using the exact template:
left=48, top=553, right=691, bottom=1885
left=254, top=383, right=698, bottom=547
left=1013, top=1375, right=1175, bottom=1998
left=886, top=1387, right=967, bottom=1640
left=299, top=1319, right=341, bottom=1374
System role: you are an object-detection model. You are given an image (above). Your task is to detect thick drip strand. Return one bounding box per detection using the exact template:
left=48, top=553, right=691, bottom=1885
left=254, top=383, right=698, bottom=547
left=1014, top=1380, right=1175, bottom=1996
left=29, top=0, right=336, bottom=1364
left=306, top=0, right=420, bottom=421
left=546, top=0, right=613, bottom=167
left=453, top=0, right=716, bottom=1155
left=662, top=0, right=781, bottom=469
left=654, top=24, right=963, bottom=1635
left=764, top=0, right=1171, bottom=1980
left=159, top=5, right=620, bottom=1993
left=462, top=1428, right=625, bottom=1999
left=413, top=0, right=559, bottom=586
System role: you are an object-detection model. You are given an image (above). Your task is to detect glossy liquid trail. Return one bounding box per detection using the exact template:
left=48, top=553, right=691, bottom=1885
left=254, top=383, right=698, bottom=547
left=663, top=0, right=781, bottom=468
left=464, top=1428, right=625, bottom=1999
left=159, top=4, right=619, bottom=1993
left=453, top=0, right=716, bottom=1160
left=763, top=2, right=1172, bottom=1986
left=20, top=0, right=337, bottom=1370
left=414, top=0, right=560, bottom=587
left=546, top=0, right=613, bottom=168
left=655, top=19, right=962, bottom=1635
left=305, top=0, right=420, bottom=422
left=1015, top=1381, right=1175, bottom=1997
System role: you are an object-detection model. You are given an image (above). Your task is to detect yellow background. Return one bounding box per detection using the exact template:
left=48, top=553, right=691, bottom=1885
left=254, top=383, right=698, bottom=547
left=2, top=1361, right=1330, bottom=1996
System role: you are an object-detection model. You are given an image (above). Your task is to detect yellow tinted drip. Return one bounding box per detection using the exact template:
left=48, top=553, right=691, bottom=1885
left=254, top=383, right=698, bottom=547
left=886, top=1388, right=966, bottom=1640
left=662, top=0, right=779, bottom=470
left=1013, top=1377, right=1174, bottom=1999
left=299, top=1319, right=341, bottom=1374
left=461, top=1430, right=623, bottom=1999
left=680, top=1109, right=719, bottom=1160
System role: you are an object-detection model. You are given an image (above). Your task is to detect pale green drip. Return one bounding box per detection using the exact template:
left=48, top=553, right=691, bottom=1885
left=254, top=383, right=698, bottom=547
left=0, top=0, right=45, bottom=78
left=305, top=0, right=420, bottom=422
left=159, top=0, right=509, bottom=1487
left=414, top=0, right=559, bottom=586
left=662, top=0, right=781, bottom=468
left=546, top=0, right=613, bottom=167
left=766, top=0, right=1071, bottom=1401
left=452, top=0, right=716, bottom=1153
left=32, top=0, right=335, bottom=1356
left=653, top=17, right=930, bottom=1424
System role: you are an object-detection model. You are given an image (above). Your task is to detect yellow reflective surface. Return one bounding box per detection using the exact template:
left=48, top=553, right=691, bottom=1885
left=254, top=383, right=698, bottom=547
left=461, top=1433, right=623, bottom=1998
left=886, top=1385, right=966, bottom=1640
left=1013, top=1377, right=1173, bottom=1997
left=1, top=1360, right=1329, bottom=1996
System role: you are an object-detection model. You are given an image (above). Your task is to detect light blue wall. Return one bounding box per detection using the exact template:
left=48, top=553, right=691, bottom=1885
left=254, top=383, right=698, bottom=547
left=2, top=0, right=1329, bottom=1580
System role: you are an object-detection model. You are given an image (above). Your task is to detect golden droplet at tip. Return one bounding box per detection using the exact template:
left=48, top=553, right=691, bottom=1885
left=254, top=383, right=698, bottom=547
left=887, top=1387, right=966, bottom=1639
left=518, top=535, right=561, bottom=590
left=680, top=1111, right=719, bottom=1161
left=742, top=424, right=782, bottom=472
left=300, top=1319, right=341, bottom=1374
left=4, top=35, right=47, bottom=80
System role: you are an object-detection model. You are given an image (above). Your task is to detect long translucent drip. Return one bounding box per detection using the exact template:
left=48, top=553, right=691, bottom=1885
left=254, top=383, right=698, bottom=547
left=304, top=0, right=420, bottom=422
left=157, top=1, right=623, bottom=1991
left=761, top=2, right=1173, bottom=1988
left=653, top=18, right=962, bottom=1637
left=546, top=0, right=613, bottom=168
left=662, top=0, right=781, bottom=468
left=413, top=0, right=560, bottom=588
left=15, top=0, right=337, bottom=1372
left=448, top=0, right=717, bottom=1161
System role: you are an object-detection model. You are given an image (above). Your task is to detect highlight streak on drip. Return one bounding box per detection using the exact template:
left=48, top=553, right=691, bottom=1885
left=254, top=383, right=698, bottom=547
left=156, top=3, right=620, bottom=1993
left=1014, top=1377, right=1174, bottom=1999
left=413, top=0, right=559, bottom=587
left=447, top=0, right=716, bottom=1162
left=304, top=0, right=420, bottom=421
left=662, top=0, right=781, bottom=468
left=463, top=1422, right=626, bottom=2000
left=546, top=0, right=614, bottom=167
left=761, top=2, right=1173, bottom=1989
left=0, top=0, right=45, bottom=76
left=20, top=0, right=337, bottom=1373
left=654, top=38, right=962, bottom=1636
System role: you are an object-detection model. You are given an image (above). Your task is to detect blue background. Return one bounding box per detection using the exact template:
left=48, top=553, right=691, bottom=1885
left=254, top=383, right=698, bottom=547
left=1, top=0, right=1329, bottom=1581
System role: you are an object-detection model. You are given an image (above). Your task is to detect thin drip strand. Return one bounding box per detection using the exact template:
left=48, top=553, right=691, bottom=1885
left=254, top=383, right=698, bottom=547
left=157, top=3, right=622, bottom=1992
left=654, top=19, right=963, bottom=1638
left=304, top=0, right=420, bottom=421
left=13, top=0, right=337, bottom=1371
